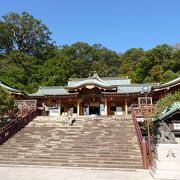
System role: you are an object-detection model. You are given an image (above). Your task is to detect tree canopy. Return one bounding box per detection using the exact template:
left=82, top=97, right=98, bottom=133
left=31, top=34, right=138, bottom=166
left=0, top=12, right=56, bottom=59
left=0, top=86, right=18, bottom=117
left=153, top=91, right=180, bottom=118
left=0, top=12, right=179, bottom=93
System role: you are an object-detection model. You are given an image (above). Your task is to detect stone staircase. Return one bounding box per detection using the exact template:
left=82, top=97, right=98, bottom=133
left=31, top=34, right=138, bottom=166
left=0, top=116, right=143, bottom=169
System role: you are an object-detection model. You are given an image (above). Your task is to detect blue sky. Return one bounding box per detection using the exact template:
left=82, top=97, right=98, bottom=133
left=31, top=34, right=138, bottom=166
left=0, top=0, right=180, bottom=53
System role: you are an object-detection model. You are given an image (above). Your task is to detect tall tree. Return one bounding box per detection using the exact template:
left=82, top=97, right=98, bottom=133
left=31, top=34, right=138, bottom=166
left=90, top=60, right=109, bottom=77
left=0, top=86, right=18, bottom=117
left=0, top=12, right=56, bottom=59
left=136, top=44, right=175, bottom=83
left=123, top=48, right=145, bottom=61
left=153, top=91, right=180, bottom=117
left=118, top=48, right=145, bottom=82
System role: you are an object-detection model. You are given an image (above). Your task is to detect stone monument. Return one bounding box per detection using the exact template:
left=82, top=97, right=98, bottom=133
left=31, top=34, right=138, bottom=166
left=157, top=122, right=176, bottom=144
left=150, top=122, right=180, bottom=179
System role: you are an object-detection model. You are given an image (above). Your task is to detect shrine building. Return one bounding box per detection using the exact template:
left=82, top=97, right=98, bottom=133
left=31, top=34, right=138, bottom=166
left=29, top=73, right=180, bottom=117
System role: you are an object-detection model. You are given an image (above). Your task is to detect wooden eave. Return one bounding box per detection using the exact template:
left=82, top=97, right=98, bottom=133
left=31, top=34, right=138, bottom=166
left=153, top=79, right=180, bottom=92
left=65, top=85, right=117, bottom=92
left=44, top=93, right=79, bottom=98
left=103, top=92, right=141, bottom=97
left=154, top=109, right=180, bottom=123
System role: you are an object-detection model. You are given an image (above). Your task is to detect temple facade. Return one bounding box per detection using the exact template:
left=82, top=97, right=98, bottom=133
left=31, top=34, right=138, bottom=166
left=29, top=73, right=180, bottom=117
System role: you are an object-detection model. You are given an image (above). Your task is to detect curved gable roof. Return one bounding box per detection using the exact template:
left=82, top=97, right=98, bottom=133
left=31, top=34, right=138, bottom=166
left=153, top=77, right=180, bottom=91
left=0, top=80, right=21, bottom=93
left=66, top=74, right=130, bottom=89
left=67, top=78, right=111, bottom=89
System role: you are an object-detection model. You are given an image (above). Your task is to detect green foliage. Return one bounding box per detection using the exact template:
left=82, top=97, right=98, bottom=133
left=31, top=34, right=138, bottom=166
left=139, top=121, right=153, bottom=136
left=0, top=86, right=18, bottom=117
left=143, top=65, right=163, bottom=83
left=90, top=60, right=109, bottom=77
left=161, top=70, right=179, bottom=83
left=0, top=12, right=179, bottom=93
left=153, top=91, right=180, bottom=117
left=123, top=48, right=145, bottom=61
left=0, top=12, right=56, bottom=59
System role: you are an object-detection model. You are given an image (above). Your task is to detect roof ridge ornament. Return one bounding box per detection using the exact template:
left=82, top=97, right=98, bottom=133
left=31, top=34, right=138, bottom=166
left=88, top=71, right=99, bottom=79
left=92, top=71, right=109, bottom=85
left=92, top=71, right=99, bottom=78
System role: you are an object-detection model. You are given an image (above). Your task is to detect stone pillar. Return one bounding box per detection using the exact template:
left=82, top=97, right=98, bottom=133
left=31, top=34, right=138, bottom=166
left=150, top=144, right=180, bottom=179
left=104, top=97, right=107, bottom=115
left=77, top=99, right=80, bottom=116
left=125, top=98, right=128, bottom=116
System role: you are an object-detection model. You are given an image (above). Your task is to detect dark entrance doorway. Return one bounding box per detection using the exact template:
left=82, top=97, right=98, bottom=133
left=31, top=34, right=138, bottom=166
left=89, top=106, right=100, bottom=115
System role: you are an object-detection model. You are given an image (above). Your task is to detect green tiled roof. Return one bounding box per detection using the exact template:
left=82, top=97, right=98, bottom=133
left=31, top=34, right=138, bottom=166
left=153, top=77, right=180, bottom=90
left=155, top=102, right=180, bottom=122
left=0, top=80, right=21, bottom=93
left=117, top=84, right=154, bottom=94
left=29, top=75, right=178, bottom=97
left=67, top=79, right=111, bottom=88
left=67, top=76, right=131, bottom=88
left=29, top=86, right=74, bottom=96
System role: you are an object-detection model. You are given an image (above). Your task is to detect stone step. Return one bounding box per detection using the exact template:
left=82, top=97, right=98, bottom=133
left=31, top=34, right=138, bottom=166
left=0, top=148, right=141, bottom=154
left=0, top=157, right=143, bottom=164
left=0, top=155, right=142, bottom=161
left=0, top=161, right=143, bottom=169
left=0, top=151, right=141, bottom=157
left=1, top=143, right=140, bottom=148
left=0, top=115, right=143, bottom=169
left=3, top=140, right=139, bottom=144
left=10, top=134, right=138, bottom=139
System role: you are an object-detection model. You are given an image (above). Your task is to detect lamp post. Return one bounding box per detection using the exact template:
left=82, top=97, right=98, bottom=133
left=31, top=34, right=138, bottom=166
left=142, top=86, right=152, bottom=166
left=142, top=86, right=149, bottom=104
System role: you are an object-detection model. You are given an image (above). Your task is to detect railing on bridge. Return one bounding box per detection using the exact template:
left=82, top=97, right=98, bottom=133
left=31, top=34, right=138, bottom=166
left=0, top=100, right=38, bottom=145
left=131, top=104, right=154, bottom=169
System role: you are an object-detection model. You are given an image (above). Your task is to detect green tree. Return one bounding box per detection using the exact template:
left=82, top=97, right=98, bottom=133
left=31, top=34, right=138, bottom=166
left=123, top=48, right=145, bottom=61
left=144, top=65, right=163, bottom=83
left=60, top=42, right=121, bottom=77
left=0, top=12, right=56, bottom=59
left=0, top=86, right=18, bottom=117
left=119, top=48, right=145, bottom=82
left=161, top=70, right=179, bottom=83
left=119, top=59, right=137, bottom=82
left=0, top=51, right=36, bottom=91
left=90, top=60, right=109, bottom=77
left=172, top=50, right=180, bottom=72
left=136, top=44, right=174, bottom=83
left=153, top=91, right=180, bottom=117
left=37, top=53, right=70, bottom=87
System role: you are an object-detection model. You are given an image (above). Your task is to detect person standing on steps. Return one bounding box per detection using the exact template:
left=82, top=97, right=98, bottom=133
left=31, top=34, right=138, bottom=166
left=42, top=103, right=49, bottom=116
left=67, top=107, right=76, bottom=126
left=67, top=108, right=73, bottom=125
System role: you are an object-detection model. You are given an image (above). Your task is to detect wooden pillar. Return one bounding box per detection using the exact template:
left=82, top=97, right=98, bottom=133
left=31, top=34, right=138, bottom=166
left=125, top=98, right=128, bottom=116
left=77, top=98, right=80, bottom=116
left=58, top=99, right=61, bottom=117
left=48, top=96, right=50, bottom=107
left=105, top=97, right=108, bottom=115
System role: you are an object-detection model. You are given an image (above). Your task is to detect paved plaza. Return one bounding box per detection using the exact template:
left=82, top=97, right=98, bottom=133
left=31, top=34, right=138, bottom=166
left=0, top=166, right=153, bottom=180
